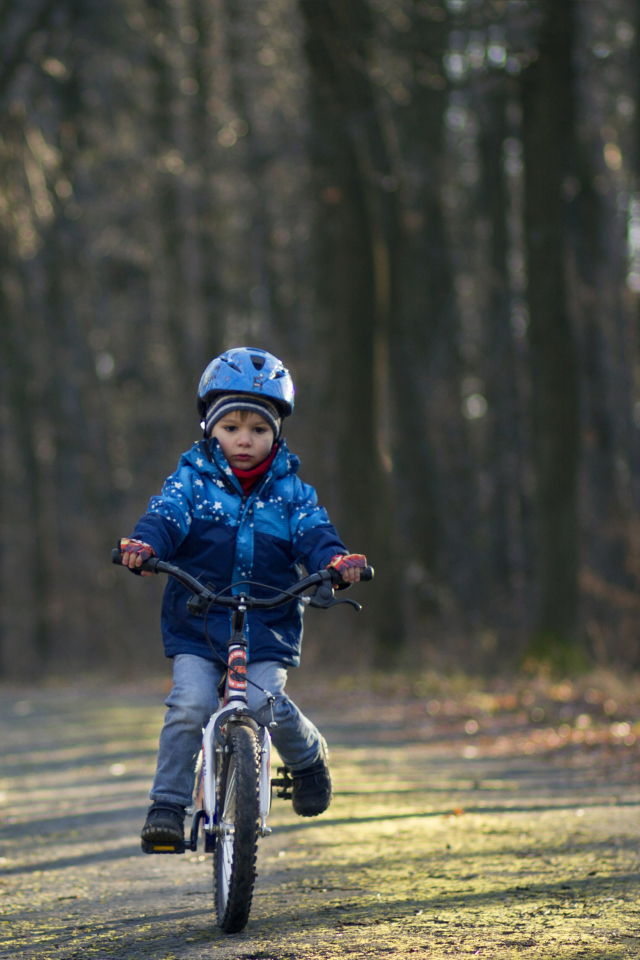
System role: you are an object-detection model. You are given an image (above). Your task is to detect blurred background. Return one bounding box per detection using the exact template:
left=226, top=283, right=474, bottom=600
left=0, top=0, right=638, bottom=680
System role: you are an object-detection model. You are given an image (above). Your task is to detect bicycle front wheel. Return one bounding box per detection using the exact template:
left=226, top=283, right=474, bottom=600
left=214, top=723, right=260, bottom=933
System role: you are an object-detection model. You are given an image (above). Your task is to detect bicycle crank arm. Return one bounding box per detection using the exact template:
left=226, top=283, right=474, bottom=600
left=187, top=808, right=208, bottom=852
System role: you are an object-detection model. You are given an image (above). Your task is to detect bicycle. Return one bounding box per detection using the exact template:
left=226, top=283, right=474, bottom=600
left=111, top=547, right=373, bottom=933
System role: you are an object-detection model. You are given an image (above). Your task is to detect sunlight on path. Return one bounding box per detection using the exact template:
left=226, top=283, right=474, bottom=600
left=1, top=680, right=640, bottom=959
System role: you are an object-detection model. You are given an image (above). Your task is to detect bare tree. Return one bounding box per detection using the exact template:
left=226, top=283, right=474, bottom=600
left=521, top=0, right=580, bottom=658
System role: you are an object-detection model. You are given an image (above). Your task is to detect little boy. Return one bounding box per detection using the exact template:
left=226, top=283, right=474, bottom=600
left=121, top=347, right=367, bottom=851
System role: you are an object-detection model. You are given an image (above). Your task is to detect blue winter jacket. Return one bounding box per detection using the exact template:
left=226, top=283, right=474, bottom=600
left=132, top=438, right=347, bottom=667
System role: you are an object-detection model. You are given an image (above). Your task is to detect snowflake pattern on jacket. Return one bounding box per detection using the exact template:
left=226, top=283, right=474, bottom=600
left=132, top=438, right=347, bottom=667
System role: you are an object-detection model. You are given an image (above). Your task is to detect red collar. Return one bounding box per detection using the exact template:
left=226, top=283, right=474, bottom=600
left=231, top=444, right=278, bottom=494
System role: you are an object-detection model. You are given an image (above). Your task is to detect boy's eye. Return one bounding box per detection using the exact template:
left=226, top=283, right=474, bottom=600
left=254, top=426, right=267, bottom=434
left=223, top=425, right=237, bottom=432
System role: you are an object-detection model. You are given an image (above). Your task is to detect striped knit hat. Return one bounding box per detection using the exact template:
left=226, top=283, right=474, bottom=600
left=204, top=393, right=282, bottom=440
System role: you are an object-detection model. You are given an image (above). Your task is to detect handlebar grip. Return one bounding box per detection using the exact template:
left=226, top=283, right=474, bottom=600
left=327, top=564, right=374, bottom=585
left=110, top=547, right=159, bottom=574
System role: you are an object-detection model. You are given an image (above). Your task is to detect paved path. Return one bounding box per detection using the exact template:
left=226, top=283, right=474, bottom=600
left=2, top=675, right=640, bottom=959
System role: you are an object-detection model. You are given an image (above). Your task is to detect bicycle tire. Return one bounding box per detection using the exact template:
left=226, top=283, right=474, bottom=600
left=213, top=723, right=260, bottom=933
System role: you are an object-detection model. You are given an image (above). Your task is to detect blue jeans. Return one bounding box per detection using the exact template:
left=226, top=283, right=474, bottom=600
left=150, top=654, right=324, bottom=807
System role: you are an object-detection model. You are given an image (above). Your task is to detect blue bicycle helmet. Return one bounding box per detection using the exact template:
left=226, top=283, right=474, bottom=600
left=197, top=347, right=295, bottom=420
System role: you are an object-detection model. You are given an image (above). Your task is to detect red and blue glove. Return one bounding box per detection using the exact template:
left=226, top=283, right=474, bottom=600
left=119, top=538, right=156, bottom=575
left=326, top=553, right=367, bottom=584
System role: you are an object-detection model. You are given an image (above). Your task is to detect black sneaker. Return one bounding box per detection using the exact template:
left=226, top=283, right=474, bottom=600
left=291, top=744, right=332, bottom=817
left=141, top=802, right=186, bottom=854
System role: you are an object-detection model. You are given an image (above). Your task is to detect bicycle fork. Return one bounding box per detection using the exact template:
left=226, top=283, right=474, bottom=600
left=196, top=715, right=273, bottom=847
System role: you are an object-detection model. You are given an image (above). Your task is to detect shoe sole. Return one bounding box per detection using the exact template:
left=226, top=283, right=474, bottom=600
left=292, top=795, right=332, bottom=817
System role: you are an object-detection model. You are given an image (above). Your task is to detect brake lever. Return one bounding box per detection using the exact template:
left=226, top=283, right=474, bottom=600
left=309, top=595, right=362, bottom=611
left=329, top=597, right=362, bottom=611
left=308, top=583, right=361, bottom=611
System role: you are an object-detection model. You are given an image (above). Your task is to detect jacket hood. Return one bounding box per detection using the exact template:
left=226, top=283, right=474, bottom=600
left=180, top=437, right=299, bottom=493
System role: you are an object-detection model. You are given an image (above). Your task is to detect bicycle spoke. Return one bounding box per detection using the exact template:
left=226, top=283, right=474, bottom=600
left=222, top=765, right=236, bottom=821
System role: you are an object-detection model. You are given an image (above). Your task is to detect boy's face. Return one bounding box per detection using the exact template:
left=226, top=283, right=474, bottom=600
left=211, top=410, right=275, bottom=470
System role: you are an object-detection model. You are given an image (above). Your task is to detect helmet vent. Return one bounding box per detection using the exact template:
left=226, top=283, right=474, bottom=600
left=221, top=355, right=242, bottom=373
left=251, top=355, right=265, bottom=370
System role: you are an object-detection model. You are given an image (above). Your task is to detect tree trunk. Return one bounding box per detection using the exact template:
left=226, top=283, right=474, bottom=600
left=521, top=0, right=580, bottom=656
left=300, top=0, right=404, bottom=660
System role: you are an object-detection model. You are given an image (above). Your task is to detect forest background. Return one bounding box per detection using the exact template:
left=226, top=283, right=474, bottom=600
left=1, top=0, right=639, bottom=680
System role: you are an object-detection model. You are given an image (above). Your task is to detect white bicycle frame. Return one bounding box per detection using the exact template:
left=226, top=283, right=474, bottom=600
left=199, top=699, right=273, bottom=840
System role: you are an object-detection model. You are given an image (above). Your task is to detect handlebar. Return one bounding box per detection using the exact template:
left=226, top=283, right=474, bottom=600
left=110, top=548, right=374, bottom=612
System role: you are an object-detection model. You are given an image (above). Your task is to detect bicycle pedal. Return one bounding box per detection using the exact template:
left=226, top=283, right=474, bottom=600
left=273, top=785, right=292, bottom=800
left=272, top=766, right=293, bottom=801
left=141, top=839, right=185, bottom=855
